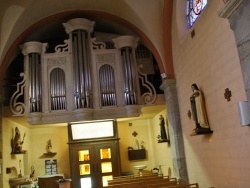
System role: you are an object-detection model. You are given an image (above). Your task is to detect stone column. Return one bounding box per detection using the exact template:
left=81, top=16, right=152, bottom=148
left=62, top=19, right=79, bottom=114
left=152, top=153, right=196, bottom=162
left=219, top=0, right=250, bottom=101
left=160, top=79, right=188, bottom=181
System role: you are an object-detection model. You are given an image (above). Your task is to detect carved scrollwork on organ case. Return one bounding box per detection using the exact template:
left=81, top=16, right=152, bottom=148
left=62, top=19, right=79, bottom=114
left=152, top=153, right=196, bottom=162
left=10, top=73, right=26, bottom=115
left=138, top=64, right=156, bottom=104
left=55, top=39, right=70, bottom=53
left=92, top=38, right=106, bottom=49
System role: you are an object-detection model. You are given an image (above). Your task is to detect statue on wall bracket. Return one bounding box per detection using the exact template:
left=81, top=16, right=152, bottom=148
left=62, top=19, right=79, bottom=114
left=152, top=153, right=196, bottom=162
left=190, top=83, right=213, bottom=136
left=158, top=115, right=170, bottom=143
left=11, top=127, right=26, bottom=154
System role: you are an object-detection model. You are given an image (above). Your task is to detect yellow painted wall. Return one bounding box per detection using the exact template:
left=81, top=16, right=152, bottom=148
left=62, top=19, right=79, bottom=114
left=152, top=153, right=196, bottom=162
left=3, top=109, right=173, bottom=187
left=2, top=118, right=31, bottom=188
left=118, top=119, right=155, bottom=174
left=117, top=108, right=172, bottom=177
left=149, top=109, right=173, bottom=177
left=2, top=119, right=70, bottom=188
left=30, top=126, right=70, bottom=178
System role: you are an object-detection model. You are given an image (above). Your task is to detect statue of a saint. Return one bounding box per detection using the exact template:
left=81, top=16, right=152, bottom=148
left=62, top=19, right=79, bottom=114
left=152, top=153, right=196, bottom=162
left=159, top=115, right=168, bottom=141
left=11, top=127, right=26, bottom=153
left=190, top=83, right=212, bottom=135
left=47, top=139, right=52, bottom=153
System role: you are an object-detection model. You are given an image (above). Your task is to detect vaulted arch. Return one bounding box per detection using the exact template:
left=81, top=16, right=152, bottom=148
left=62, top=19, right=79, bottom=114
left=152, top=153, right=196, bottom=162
left=0, top=1, right=172, bottom=84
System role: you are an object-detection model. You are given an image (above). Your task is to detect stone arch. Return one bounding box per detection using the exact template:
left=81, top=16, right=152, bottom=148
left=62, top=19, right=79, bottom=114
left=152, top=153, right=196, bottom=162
left=0, top=10, right=165, bottom=85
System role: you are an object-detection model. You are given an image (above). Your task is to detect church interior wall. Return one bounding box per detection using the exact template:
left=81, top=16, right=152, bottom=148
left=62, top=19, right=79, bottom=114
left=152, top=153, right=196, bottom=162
left=172, top=0, right=249, bottom=187
left=1, top=0, right=250, bottom=187
left=2, top=111, right=172, bottom=187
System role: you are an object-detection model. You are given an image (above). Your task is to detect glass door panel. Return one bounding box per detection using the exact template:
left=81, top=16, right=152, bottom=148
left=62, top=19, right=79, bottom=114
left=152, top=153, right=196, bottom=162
left=70, top=141, right=120, bottom=188
left=79, top=164, right=91, bottom=175
left=79, top=150, right=90, bottom=161
left=80, top=177, right=92, bottom=188
left=101, top=162, right=112, bottom=173
left=102, top=175, right=113, bottom=187
left=100, top=148, right=111, bottom=159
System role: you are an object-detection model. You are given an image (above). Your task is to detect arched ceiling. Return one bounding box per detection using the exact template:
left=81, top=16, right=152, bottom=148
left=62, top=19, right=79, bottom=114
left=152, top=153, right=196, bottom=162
left=0, top=0, right=168, bottom=82
left=0, top=0, right=172, bottom=125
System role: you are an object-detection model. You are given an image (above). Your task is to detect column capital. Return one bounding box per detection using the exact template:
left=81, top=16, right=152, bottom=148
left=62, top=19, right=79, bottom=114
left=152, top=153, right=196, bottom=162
left=63, top=18, right=95, bottom=34
left=218, top=0, right=243, bottom=18
left=112, top=35, right=139, bottom=49
left=160, top=79, right=176, bottom=91
left=20, top=41, right=47, bottom=55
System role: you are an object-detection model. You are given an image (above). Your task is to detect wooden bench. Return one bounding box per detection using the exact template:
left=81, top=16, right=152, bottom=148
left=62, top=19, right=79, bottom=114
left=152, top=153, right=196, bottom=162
left=108, top=181, right=145, bottom=188
left=108, top=175, right=166, bottom=185
left=158, top=183, right=199, bottom=188
left=147, top=180, right=179, bottom=188
left=108, top=176, right=176, bottom=188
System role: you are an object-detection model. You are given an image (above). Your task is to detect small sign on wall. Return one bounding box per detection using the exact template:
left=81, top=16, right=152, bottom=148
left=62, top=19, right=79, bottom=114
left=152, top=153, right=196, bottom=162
left=45, top=159, right=57, bottom=175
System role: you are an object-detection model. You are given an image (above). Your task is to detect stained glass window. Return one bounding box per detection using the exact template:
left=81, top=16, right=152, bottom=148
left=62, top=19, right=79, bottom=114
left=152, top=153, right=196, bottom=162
left=187, top=0, right=207, bottom=28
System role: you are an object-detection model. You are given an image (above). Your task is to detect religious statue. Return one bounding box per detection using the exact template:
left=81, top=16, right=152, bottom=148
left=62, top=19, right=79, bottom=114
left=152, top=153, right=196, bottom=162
left=158, top=115, right=168, bottom=142
left=47, top=139, right=52, bottom=153
left=11, top=127, right=26, bottom=153
left=190, top=83, right=213, bottom=136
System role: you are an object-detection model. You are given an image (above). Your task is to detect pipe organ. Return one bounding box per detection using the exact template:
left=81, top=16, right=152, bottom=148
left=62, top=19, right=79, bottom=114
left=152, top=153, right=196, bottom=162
left=10, top=18, right=157, bottom=124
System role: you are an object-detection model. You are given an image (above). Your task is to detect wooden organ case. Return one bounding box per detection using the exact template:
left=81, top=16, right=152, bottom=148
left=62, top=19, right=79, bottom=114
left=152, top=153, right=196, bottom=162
left=10, top=18, right=157, bottom=124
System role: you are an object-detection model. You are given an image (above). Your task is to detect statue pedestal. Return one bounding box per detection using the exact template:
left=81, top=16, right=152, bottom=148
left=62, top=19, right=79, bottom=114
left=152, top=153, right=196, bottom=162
left=190, top=128, right=213, bottom=136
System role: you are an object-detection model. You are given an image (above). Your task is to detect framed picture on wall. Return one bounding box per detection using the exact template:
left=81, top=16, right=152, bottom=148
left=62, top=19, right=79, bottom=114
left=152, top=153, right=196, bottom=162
left=45, top=159, right=57, bottom=175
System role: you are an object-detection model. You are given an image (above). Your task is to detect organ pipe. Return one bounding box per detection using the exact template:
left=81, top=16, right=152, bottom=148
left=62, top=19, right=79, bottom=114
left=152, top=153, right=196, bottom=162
left=112, top=36, right=139, bottom=106
left=122, top=47, right=137, bottom=105
left=99, top=64, right=117, bottom=106
left=50, top=68, right=66, bottom=111
left=27, top=53, right=42, bottom=112
left=63, top=18, right=94, bottom=109
left=20, top=42, right=46, bottom=114
left=72, top=30, right=92, bottom=109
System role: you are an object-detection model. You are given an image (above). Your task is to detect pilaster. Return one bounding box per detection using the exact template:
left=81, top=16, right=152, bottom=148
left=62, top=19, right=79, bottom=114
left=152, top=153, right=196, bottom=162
left=218, top=0, right=243, bottom=18
left=219, top=0, right=250, bottom=102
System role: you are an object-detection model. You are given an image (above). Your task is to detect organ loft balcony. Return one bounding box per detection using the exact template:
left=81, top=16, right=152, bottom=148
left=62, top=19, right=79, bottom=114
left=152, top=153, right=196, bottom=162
left=3, top=18, right=165, bottom=125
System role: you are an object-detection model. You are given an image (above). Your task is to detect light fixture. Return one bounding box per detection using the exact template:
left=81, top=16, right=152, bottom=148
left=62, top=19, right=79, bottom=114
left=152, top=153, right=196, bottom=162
left=238, top=101, right=250, bottom=126
left=69, top=120, right=116, bottom=140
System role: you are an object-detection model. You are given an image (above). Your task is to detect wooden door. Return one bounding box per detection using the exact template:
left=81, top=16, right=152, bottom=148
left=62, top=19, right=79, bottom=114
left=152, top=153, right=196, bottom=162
left=95, top=140, right=121, bottom=187
left=70, top=144, right=94, bottom=188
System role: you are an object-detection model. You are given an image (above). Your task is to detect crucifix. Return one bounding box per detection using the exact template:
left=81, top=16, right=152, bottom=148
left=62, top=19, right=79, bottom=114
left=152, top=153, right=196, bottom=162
left=132, top=131, right=138, bottom=137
